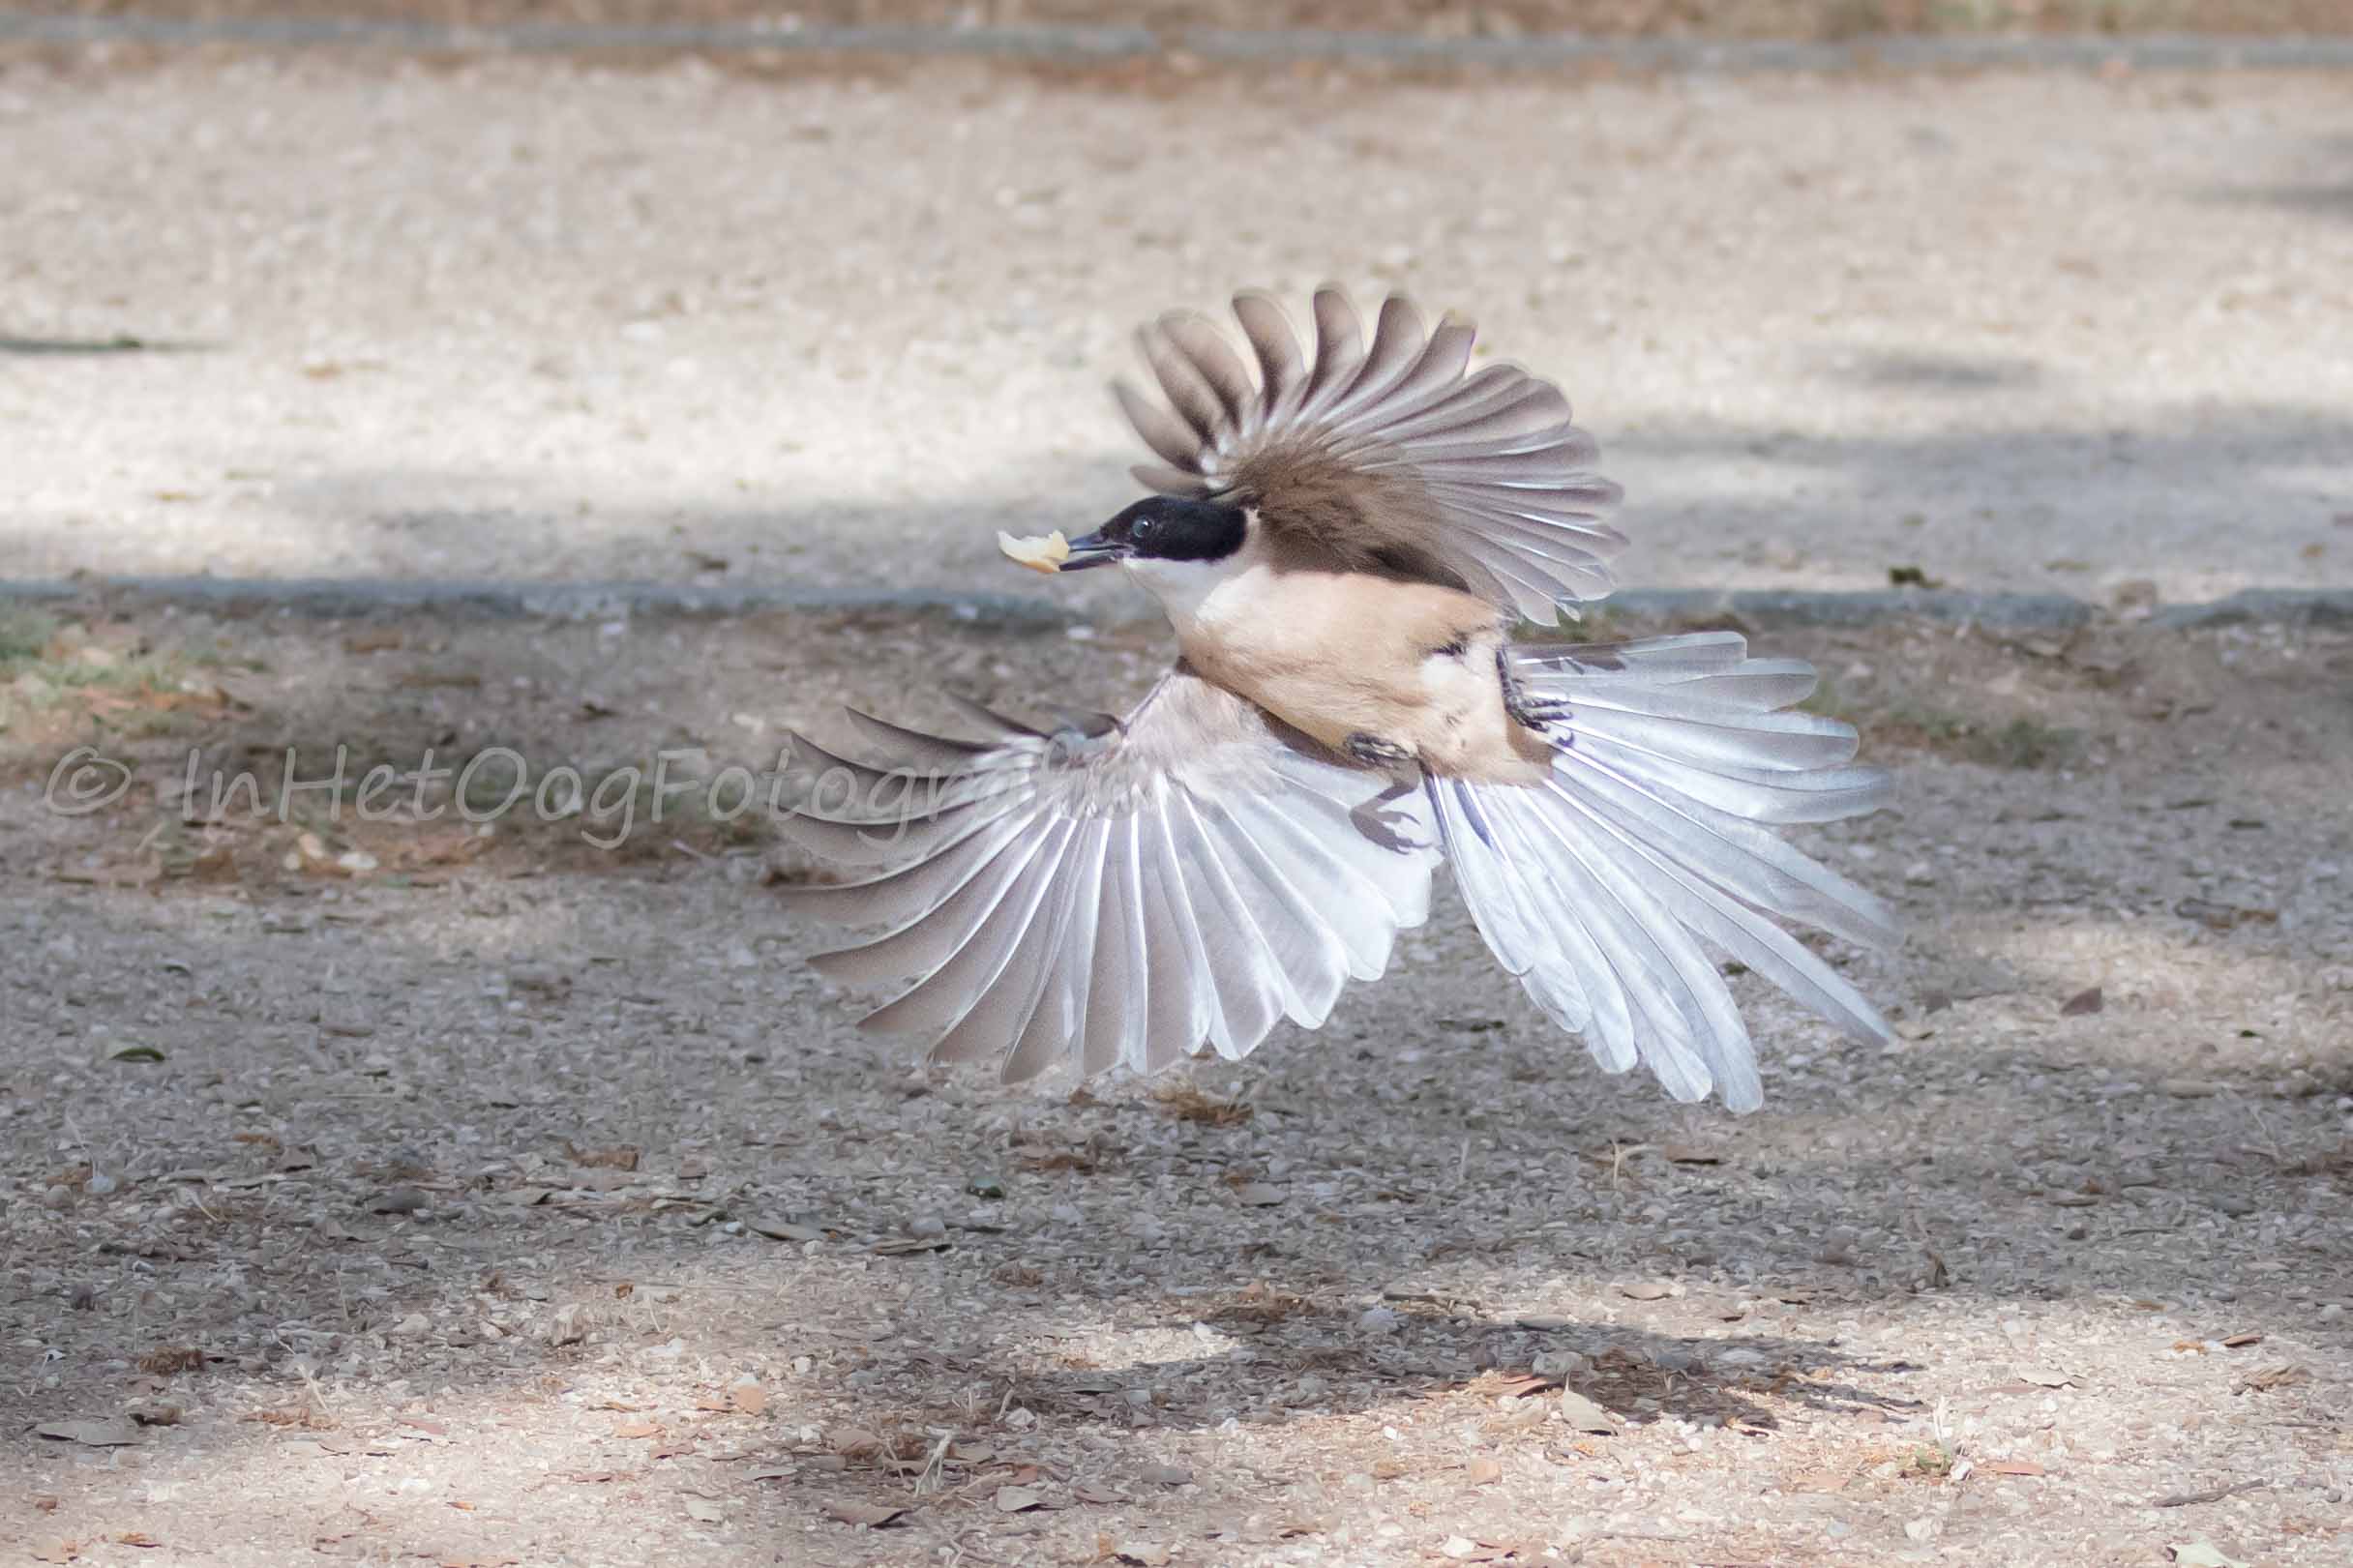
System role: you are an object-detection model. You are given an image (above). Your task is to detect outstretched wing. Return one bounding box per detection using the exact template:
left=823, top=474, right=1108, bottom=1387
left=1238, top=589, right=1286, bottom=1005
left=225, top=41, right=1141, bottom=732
left=771, top=667, right=1439, bottom=1081
left=1116, top=286, right=1626, bottom=622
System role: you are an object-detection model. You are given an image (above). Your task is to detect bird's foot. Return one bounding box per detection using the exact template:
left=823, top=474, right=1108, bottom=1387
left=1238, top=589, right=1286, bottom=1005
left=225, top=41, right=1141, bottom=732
left=1497, top=650, right=1573, bottom=734
left=1343, top=731, right=1415, bottom=769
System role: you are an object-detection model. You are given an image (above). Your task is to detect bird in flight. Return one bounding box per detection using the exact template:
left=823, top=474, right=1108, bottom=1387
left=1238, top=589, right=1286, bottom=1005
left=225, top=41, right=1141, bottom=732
left=777, top=287, right=1893, bottom=1110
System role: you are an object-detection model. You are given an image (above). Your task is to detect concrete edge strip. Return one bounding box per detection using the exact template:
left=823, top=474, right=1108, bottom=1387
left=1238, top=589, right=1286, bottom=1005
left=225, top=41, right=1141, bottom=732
left=5, top=576, right=2349, bottom=632
left=4, top=12, right=2353, bottom=70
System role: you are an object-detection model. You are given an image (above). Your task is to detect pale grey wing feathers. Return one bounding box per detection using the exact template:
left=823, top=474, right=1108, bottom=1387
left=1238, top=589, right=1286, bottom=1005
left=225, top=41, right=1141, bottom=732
left=1428, top=633, right=1894, bottom=1112
left=1117, top=285, right=1627, bottom=621
left=771, top=670, right=1438, bottom=1082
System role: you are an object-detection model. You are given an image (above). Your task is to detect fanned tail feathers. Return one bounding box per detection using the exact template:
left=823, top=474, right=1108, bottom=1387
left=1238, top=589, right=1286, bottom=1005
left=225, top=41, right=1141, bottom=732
left=1428, top=632, right=1895, bottom=1111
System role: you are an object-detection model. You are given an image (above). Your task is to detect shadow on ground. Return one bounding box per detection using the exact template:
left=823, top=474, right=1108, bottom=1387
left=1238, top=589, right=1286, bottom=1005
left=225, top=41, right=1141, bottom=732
left=4, top=606, right=2347, bottom=1562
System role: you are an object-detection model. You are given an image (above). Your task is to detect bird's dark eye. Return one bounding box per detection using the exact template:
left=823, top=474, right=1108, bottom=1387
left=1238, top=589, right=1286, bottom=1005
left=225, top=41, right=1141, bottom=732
left=1132, top=516, right=1156, bottom=539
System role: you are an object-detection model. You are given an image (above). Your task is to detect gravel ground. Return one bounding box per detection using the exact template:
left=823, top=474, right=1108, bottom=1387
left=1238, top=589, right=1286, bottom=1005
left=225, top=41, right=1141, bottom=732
left=3, top=52, right=2351, bottom=609
left=29, top=1, right=2353, bottom=39
left=3, top=596, right=2349, bottom=1566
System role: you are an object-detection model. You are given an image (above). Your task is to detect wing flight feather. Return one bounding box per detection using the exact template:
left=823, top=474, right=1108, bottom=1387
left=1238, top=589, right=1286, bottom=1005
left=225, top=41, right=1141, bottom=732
left=1115, top=286, right=1626, bottom=621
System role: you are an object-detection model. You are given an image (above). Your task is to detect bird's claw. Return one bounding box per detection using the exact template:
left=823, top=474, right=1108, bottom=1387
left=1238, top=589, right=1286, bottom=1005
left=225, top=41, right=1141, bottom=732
left=1498, top=650, right=1573, bottom=735
left=1343, top=731, right=1416, bottom=769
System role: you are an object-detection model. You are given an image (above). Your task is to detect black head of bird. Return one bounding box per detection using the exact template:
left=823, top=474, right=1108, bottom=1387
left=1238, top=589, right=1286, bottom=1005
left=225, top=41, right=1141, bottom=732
left=1061, top=496, right=1250, bottom=571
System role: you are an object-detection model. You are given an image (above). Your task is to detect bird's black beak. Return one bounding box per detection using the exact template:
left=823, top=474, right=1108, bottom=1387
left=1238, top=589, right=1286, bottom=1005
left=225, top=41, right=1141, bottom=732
left=1057, top=529, right=1127, bottom=572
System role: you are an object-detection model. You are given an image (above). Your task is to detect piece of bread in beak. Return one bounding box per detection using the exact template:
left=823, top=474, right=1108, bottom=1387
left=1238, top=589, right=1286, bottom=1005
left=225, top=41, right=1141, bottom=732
left=996, top=530, right=1071, bottom=575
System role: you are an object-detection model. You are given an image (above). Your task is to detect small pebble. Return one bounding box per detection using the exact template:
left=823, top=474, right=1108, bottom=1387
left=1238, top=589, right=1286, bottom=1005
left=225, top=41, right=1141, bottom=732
left=908, top=1215, right=946, bottom=1238
left=1358, top=1306, right=1401, bottom=1335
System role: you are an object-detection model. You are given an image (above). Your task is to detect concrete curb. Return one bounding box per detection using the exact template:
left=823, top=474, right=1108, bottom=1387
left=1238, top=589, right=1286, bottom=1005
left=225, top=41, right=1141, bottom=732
left=5, top=12, right=2352, bottom=71
left=0, top=576, right=1087, bottom=628
left=7, top=576, right=2350, bottom=633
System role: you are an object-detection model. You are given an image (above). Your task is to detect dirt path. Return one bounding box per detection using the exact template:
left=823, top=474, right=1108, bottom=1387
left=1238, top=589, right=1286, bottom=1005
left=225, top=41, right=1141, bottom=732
left=3, top=597, right=2347, bottom=1565
left=4, top=54, right=2351, bottom=608
left=25, top=2, right=2353, bottom=39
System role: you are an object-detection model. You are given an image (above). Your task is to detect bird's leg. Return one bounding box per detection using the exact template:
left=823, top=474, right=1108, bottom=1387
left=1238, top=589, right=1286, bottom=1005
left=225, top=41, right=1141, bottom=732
left=1497, top=647, right=1572, bottom=735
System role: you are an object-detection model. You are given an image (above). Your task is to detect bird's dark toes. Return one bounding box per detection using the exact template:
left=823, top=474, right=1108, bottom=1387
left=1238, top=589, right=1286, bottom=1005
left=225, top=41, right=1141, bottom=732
left=1343, top=731, right=1415, bottom=768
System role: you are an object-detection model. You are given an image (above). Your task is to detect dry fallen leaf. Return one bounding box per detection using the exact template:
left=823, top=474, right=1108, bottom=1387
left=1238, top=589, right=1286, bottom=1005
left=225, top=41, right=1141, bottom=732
left=1489, top=1373, right=1557, bottom=1400
left=2060, top=985, right=2104, bottom=1016
left=2012, top=1365, right=2073, bottom=1388
left=612, top=1419, right=662, bottom=1439
left=823, top=1500, right=908, bottom=1527
left=1660, top=1144, right=1722, bottom=1165
left=35, top=1420, right=143, bottom=1448
left=1982, top=1460, right=2046, bottom=1477
left=247, top=1405, right=335, bottom=1430
left=729, top=1380, right=766, bottom=1415
left=113, top=1535, right=164, bottom=1550
left=994, top=1485, right=1044, bottom=1513
left=1233, top=1182, right=1286, bottom=1207
left=2234, top=1363, right=2309, bottom=1392
left=1617, top=1280, right=1676, bottom=1301
left=2168, top=1542, right=2249, bottom=1568
left=2171, top=897, right=2278, bottom=931
left=682, top=1497, right=725, bottom=1523
left=1558, top=1390, right=1619, bottom=1435
left=2219, top=1332, right=2264, bottom=1348
left=29, top=1540, right=78, bottom=1564
left=1154, top=1080, right=1253, bottom=1126
left=1466, top=1457, right=1503, bottom=1485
